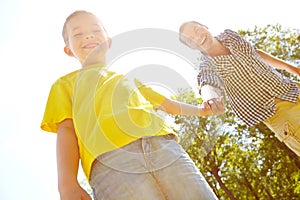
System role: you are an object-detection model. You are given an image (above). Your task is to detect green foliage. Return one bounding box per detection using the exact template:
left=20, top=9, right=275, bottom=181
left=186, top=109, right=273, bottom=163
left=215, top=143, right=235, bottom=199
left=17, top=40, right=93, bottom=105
left=175, top=24, right=300, bottom=200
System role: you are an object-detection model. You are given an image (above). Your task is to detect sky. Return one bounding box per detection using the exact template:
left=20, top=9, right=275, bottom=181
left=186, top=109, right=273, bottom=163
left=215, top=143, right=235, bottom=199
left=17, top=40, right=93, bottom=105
left=0, top=0, right=299, bottom=199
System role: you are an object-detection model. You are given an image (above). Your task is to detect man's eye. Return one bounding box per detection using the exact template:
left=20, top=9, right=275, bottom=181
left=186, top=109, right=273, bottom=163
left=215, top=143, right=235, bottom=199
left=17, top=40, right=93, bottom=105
left=74, top=33, right=83, bottom=38
left=93, top=29, right=102, bottom=33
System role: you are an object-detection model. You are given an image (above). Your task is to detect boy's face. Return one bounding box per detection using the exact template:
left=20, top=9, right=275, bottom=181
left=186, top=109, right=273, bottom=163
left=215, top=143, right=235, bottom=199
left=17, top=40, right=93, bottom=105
left=64, top=13, right=111, bottom=64
left=180, top=22, right=213, bottom=52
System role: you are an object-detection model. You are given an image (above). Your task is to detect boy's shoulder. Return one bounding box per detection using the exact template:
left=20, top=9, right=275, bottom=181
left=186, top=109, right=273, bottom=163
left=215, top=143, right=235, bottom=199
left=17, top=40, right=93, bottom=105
left=60, top=69, right=80, bottom=79
left=53, top=65, right=119, bottom=86
left=53, top=69, right=80, bottom=86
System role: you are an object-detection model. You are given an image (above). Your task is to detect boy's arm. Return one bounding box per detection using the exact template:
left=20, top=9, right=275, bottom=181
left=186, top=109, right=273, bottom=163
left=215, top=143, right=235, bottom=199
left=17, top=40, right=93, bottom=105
left=257, top=49, right=300, bottom=76
left=57, top=118, right=92, bottom=200
left=158, top=97, right=214, bottom=117
left=134, top=79, right=216, bottom=117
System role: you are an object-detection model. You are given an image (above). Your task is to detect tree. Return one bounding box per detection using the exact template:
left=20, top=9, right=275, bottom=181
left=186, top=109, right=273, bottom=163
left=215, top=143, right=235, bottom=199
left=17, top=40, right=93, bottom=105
left=175, top=24, right=300, bottom=200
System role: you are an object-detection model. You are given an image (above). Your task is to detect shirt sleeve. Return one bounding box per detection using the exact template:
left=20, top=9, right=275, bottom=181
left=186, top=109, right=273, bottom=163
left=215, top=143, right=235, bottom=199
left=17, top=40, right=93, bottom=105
left=40, top=78, right=73, bottom=133
left=197, top=59, right=224, bottom=96
left=200, top=85, right=222, bottom=101
left=134, top=79, right=166, bottom=108
left=220, top=29, right=254, bottom=55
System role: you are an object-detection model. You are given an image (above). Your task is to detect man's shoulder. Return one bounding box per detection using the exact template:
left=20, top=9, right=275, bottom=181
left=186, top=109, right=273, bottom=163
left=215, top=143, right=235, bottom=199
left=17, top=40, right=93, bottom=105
left=219, top=29, right=241, bottom=39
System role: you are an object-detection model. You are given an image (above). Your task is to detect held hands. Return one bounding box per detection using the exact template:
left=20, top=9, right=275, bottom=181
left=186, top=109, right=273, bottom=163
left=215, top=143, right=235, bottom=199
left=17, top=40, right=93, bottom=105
left=200, top=97, right=225, bottom=116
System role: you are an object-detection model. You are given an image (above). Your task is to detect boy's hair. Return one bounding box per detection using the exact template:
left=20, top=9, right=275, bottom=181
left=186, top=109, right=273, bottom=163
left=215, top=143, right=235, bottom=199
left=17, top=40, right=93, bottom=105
left=62, top=10, right=97, bottom=45
left=179, top=21, right=207, bottom=44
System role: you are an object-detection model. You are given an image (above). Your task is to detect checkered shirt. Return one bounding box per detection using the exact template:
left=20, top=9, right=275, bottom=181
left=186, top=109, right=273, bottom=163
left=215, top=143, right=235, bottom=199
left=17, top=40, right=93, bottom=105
left=198, top=29, right=299, bottom=126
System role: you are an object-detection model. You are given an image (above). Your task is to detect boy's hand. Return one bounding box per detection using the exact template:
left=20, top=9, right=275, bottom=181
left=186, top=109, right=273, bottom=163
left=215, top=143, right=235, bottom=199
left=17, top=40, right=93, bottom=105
left=199, top=101, right=214, bottom=117
left=59, top=183, right=92, bottom=200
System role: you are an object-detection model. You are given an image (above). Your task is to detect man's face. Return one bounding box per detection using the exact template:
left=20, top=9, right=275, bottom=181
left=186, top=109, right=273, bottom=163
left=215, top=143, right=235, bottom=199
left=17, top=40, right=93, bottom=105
left=180, top=22, right=213, bottom=52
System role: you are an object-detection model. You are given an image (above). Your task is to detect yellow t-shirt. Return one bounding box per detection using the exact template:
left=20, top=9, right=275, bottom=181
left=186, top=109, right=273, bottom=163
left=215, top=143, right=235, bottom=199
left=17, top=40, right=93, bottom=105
left=41, top=64, right=175, bottom=180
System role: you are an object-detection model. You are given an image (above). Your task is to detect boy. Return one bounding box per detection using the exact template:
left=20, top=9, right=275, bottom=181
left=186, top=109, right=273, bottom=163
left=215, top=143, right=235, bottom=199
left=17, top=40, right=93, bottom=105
left=41, top=11, right=218, bottom=199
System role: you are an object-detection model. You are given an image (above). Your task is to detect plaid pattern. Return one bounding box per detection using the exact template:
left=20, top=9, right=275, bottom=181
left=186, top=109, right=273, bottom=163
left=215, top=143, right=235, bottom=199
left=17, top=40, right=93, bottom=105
left=198, top=29, right=299, bottom=126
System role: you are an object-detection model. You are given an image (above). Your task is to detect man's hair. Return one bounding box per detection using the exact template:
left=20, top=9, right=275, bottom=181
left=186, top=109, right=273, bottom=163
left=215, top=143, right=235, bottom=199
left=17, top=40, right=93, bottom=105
left=62, top=10, right=96, bottom=45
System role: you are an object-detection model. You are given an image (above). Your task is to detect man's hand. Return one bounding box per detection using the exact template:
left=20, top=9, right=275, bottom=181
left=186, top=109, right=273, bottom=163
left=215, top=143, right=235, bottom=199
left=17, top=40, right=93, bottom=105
left=200, top=85, right=225, bottom=116
left=204, top=97, right=225, bottom=116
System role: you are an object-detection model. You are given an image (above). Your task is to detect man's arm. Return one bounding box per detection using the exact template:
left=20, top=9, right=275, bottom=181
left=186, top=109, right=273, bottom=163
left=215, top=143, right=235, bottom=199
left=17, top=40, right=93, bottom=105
left=257, top=49, right=300, bottom=76
left=57, top=118, right=92, bottom=200
left=197, top=59, right=226, bottom=116
left=200, top=85, right=225, bottom=115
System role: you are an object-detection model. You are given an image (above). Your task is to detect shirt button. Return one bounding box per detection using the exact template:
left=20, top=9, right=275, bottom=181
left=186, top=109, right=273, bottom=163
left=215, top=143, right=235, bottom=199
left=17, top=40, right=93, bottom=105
left=263, top=105, right=270, bottom=109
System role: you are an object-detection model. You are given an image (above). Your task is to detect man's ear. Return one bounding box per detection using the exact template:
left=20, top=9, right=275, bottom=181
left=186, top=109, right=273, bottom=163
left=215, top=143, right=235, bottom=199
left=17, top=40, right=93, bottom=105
left=64, top=46, right=74, bottom=57
left=108, top=37, right=112, bottom=48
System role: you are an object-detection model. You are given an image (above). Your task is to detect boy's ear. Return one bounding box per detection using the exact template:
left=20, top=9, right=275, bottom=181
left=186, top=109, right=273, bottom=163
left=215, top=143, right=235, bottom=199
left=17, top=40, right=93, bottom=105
left=64, top=46, right=74, bottom=57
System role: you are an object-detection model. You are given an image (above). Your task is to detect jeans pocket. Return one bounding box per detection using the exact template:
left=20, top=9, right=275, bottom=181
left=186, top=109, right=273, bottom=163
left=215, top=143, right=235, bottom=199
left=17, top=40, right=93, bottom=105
left=289, top=122, right=300, bottom=143
left=264, top=119, right=289, bottom=142
left=282, top=122, right=291, bottom=142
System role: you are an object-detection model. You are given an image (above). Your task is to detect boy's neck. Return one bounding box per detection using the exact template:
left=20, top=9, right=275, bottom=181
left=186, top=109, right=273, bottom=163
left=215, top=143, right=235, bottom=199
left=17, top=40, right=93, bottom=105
left=82, top=55, right=106, bottom=68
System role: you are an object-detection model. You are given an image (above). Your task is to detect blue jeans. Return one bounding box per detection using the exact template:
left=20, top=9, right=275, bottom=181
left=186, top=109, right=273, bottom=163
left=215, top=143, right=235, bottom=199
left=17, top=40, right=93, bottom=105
left=90, top=134, right=218, bottom=200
